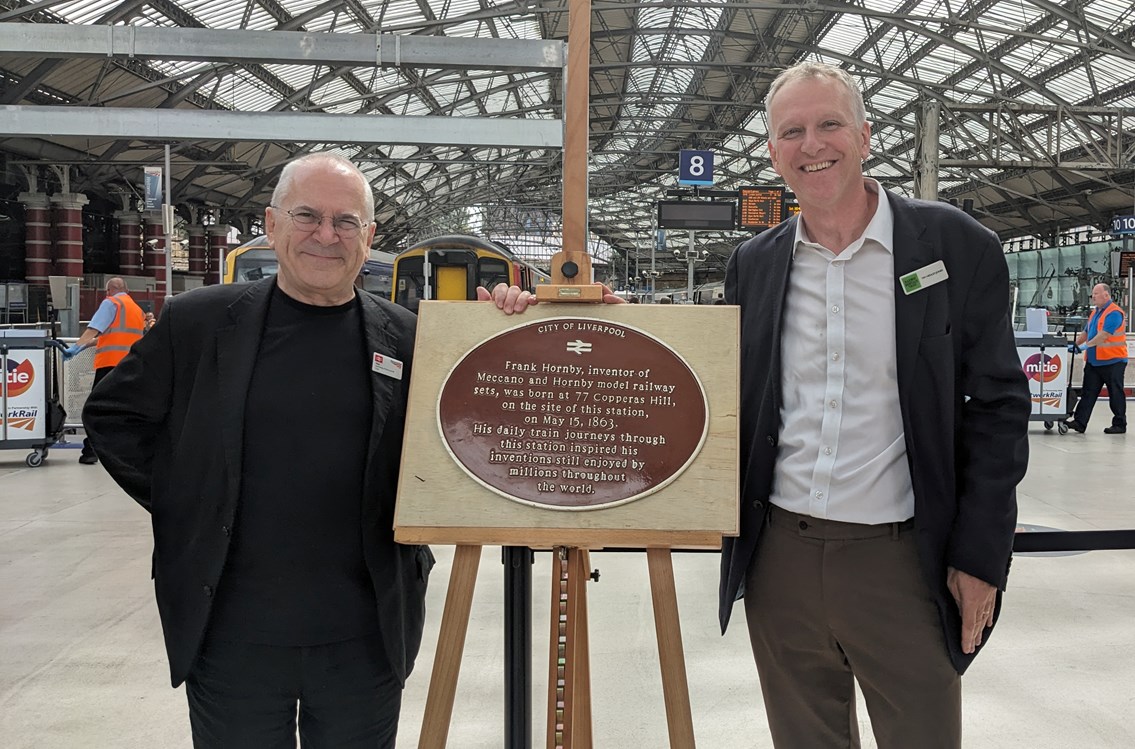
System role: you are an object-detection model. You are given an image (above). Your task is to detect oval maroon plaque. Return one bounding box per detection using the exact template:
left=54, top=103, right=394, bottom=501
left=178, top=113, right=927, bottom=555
left=437, top=317, right=708, bottom=510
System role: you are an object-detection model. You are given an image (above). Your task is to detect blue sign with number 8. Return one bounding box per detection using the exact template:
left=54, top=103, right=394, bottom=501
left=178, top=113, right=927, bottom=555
left=678, top=149, right=715, bottom=186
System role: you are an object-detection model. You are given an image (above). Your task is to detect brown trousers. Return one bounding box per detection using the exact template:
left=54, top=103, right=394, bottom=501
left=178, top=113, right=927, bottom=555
left=744, top=506, right=961, bottom=748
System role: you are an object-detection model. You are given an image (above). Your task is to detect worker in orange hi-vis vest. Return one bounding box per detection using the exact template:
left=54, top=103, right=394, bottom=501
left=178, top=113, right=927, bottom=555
left=63, top=277, right=147, bottom=463
left=1065, top=282, right=1128, bottom=435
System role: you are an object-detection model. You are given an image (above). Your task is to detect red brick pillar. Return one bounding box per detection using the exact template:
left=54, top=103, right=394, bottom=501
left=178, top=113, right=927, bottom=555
left=187, top=224, right=207, bottom=278
left=206, top=224, right=232, bottom=285
left=115, top=210, right=142, bottom=276
left=19, top=192, right=51, bottom=283
left=142, top=210, right=166, bottom=300
left=50, top=192, right=89, bottom=278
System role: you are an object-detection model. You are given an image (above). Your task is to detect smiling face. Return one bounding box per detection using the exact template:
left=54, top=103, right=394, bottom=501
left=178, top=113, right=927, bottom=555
left=265, top=158, right=376, bottom=306
left=767, top=75, right=871, bottom=213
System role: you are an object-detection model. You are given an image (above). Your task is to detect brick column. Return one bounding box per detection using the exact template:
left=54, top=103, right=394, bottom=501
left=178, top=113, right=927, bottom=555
left=142, top=210, right=166, bottom=299
left=206, top=224, right=232, bottom=285
left=186, top=224, right=207, bottom=278
left=115, top=210, right=142, bottom=275
left=50, top=192, right=89, bottom=278
left=19, top=192, right=51, bottom=283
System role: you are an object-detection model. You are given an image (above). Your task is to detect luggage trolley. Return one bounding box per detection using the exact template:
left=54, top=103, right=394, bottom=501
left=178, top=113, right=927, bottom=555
left=1014, top=333, right=1073, bottom=434
left=1, top=328, right=67, bottom=466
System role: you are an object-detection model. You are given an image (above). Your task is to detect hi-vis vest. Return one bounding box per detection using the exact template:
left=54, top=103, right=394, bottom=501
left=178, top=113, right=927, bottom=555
left=93, top=293, right=146, bottom=370
left=1086, top=300, right=1127, bottom=363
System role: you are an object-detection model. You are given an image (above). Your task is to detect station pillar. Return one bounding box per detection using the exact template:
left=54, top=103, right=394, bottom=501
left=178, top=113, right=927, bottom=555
left=186, top=224, right=207, bottom=278
left=206, top=224, right=232, bottom=285
left=115, top=210, right=143, bottom=276
left=50, top=192, right=89, bottom=278
left=19, top=191, right=52, bottom=284
left=142, top=210, right=167, bottom=301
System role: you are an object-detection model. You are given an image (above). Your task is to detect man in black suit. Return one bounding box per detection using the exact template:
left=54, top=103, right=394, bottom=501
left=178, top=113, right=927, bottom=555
left=718, top=63, right=1030, bottom=748
left=83, top=153, right=449, bottom=748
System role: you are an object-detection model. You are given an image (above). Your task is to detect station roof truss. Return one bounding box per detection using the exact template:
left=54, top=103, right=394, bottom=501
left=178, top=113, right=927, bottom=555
left=0, top=0, right=1133, bottom=276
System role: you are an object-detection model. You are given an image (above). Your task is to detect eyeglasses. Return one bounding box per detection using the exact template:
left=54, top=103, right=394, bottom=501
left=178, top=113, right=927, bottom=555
left=272, top=206, right=371, bottom=239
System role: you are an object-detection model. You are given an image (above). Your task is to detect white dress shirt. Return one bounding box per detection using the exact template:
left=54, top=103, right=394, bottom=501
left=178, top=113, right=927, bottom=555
left=769, top=180, right=915, bottom=524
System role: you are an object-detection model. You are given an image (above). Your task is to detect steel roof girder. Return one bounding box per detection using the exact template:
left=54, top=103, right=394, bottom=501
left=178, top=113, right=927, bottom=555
left=0, top=104, right=563, bottom=148
left=0, top=23, right=566, bottom=71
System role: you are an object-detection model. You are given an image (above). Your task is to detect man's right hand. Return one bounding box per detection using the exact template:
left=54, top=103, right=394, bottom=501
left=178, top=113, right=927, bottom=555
left=62, top=344, right=83, bottom=361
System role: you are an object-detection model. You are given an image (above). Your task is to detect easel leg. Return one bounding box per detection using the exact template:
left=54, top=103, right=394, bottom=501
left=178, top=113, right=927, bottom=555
left=647, top=547, right=696, bottom=748
left=418, top=544, right=482, bottom=749
left=547, top=548, right=566, bottom=749
left=564, top=548, right=592, bottom=749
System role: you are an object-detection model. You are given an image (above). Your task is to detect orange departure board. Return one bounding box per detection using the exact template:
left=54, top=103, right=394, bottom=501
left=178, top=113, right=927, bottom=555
left=738, top=186, right=786, bottom=229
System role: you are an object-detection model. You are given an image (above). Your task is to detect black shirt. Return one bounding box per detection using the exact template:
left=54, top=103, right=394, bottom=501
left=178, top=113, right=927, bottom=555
left=208, top=284, right=377, bottom=645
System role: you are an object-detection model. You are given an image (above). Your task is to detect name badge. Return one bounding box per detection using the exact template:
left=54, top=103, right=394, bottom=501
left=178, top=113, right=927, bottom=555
left=900, top=260, right=948, bottom=295
left=372, top=353, right=404, bottom=380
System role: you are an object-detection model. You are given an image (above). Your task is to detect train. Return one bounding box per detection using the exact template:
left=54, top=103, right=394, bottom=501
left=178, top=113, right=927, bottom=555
left=223, top=234, right=549, bottom=310
left=391, top=234, right=551, bottom=312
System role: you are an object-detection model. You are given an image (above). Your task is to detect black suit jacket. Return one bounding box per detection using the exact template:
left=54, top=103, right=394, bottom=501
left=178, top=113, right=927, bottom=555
left=83, top=278, right=433, bottom=687
left=718, top=192, right=1030, bottom=674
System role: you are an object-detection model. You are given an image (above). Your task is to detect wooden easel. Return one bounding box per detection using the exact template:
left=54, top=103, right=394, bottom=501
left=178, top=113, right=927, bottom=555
left=416, top=538, right=705, bottom=749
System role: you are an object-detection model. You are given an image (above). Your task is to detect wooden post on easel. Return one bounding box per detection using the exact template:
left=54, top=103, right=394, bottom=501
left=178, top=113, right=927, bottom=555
left=536, top=0, right=603, bottom=304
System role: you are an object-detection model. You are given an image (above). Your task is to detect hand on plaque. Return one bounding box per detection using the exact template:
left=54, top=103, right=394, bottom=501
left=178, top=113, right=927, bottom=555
left=476, top=284, right=538, bottom=315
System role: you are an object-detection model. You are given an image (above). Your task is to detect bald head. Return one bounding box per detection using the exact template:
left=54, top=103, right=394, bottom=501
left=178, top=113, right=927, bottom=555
left=106, top=277, right=127, bottom=294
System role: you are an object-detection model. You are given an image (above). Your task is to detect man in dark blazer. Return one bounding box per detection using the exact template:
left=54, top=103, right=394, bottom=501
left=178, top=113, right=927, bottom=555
left=84, top=154, right=433, bottom=748
left=718, top=63, right=1030, bottom=748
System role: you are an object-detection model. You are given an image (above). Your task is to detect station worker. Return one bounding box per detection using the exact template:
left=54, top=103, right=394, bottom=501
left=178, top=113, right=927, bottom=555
left=63, top=276, right=145, bottom=465
left=83, top=153, right=461, bottom=748
left=1066, top=282, right=1127, bottom=434
left=717, top=62, right=1030, bottom=748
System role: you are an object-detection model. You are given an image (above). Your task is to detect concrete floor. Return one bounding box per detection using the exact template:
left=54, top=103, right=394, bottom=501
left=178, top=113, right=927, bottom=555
left=2, top=422, right=1133, bottom=748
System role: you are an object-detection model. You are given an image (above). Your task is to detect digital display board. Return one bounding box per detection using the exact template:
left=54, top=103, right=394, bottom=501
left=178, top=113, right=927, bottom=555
left=656, top=200, right=736, bottom=230
left=738, top=186, right=785, bottom=230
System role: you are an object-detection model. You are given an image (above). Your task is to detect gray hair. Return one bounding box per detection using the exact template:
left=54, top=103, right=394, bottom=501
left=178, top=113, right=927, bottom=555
left=1096, top=283, right=1112, bottom=297
left=270, top=153, right=375, bottom=220
left=766, top=62, right=867, bottom=132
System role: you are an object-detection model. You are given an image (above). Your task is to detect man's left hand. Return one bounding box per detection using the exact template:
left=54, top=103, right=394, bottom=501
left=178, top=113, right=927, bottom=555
left=947, top=566, right=997, bottom=654
left=476, top=282, right=627, bottom=313
left=477, top=283, right=537, bottom=314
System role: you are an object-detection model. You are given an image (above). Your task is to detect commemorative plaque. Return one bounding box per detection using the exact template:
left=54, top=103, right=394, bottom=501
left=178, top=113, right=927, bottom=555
left=437, top=319, right=707, bottom=510
left=395, top=302, right=738, bottom=548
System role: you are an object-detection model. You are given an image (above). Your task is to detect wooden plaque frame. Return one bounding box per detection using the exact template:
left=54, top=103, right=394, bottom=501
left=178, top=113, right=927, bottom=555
left=394, top=301, right=738, bottom=550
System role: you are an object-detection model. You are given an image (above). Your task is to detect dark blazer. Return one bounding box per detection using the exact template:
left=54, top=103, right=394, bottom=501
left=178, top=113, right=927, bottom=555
left=83, top=278, right=433, bottom=688
left=718, top=192, right=1030, bottom=674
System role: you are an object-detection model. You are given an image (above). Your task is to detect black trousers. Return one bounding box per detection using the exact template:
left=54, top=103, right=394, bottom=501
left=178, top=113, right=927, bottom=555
left=186, top=634, right=402, bottom=749
left=80, top=367, right=113, bottom=458
left=1073, top=360, right=1127, bottom=428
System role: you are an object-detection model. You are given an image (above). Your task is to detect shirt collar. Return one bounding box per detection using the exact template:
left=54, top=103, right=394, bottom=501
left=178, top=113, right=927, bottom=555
left=792, top=178, right=894, bottom=257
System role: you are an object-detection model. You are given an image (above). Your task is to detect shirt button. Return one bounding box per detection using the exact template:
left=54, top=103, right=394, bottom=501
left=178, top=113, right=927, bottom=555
left=829, top=400, right=838, bottom=408
left=815, top=491, right=824, bottom=499
left=823, top=447, right=832, bottom=455
left=202, top=585, right=213, bottom=597
left=831, top=305, right=840, bottom=313
left=831, top=352, right=840, bottom=361
left=222, top=525, right=230, bottom=536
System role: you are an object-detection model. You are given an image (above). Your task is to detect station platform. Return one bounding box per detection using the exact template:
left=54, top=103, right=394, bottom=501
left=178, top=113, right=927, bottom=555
left=1, top=422, right=1133, bottom=748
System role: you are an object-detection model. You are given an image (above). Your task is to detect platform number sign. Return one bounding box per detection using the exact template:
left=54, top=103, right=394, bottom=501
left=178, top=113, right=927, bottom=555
left=1111, top=215, right=1135, bottom=235
left=678, top=149, right=714, bottom=187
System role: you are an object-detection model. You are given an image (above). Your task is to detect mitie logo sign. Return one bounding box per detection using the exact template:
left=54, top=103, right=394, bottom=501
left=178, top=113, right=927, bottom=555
left=1023, top=352, right=1061, bottom=383
left=4, top=358, right=35, bottom=397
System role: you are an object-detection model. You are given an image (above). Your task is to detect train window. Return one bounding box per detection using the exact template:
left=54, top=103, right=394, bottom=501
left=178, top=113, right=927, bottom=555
left=232, top=249, right=279, bottom=283
left=478, top=257, right=511, bottom=291
left=394, top=255, right=426, bottom=312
